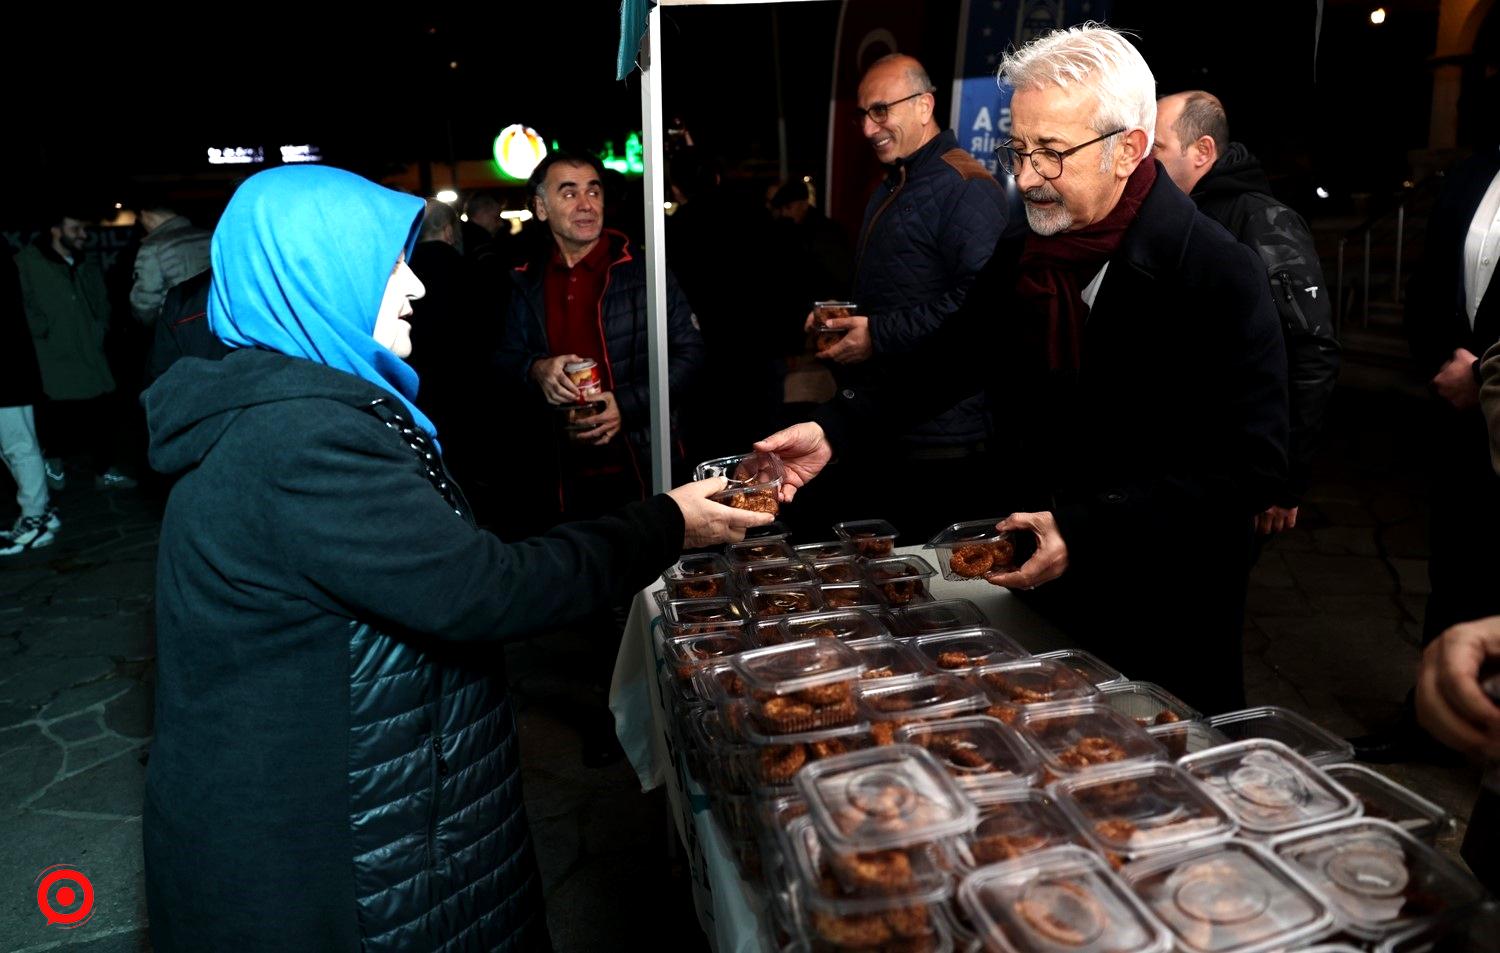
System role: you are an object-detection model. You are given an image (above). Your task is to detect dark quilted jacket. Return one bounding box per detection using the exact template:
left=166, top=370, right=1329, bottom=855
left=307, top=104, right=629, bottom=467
left=849, top=129, right=1010, bottom=447
left=497, top=230, right=705, bottom=463
left=141, top=348, right=683, bottom=952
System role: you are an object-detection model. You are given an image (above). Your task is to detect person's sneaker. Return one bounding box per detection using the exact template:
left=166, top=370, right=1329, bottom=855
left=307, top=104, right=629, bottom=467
left=95, top=469, right=138, bottom=490
left=44, top=458, right=66, bottom=491
left=0, top=515, right=56, bottom=556
left=43, top=506, right=61, bottom=532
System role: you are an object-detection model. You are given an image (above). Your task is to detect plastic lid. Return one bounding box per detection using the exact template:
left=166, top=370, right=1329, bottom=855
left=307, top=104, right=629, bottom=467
left=808, top=556, right=863, bottom=584
left=778, top=609, right=890, bottom=645
left=663, top=553, right=731, bottom=580
left=784, top=816, right=953, bottom=914
left=833, top=520, right=900, bottom=557
left=734, top=638, right=864, bottom=695
left=926, top=518, right=1029, bottom=580
left=1052, top=762, right=1237, bottom=859
left=1036, top=649, right=1128, bottom=687
left=848, top=637, right=928, bottom=683
left=1206, top=706, right=1356, bottom=766
left=857, top=674, right=989, bottom=723
left=819, top=582, right=888, bottom=611
left=660, top=597, right=748, bottom=636
left=958, top=845, right=1171, bottom=953
left=864, top=554, right=939, bottom=582
left=738, top=560, right=819, bottom=589
left=1320, top=764, right=1454, bottom=843
left=1148, top=720, right=1232, bottom=761
left=891, top=599, right=990, bottom=636
left=1380, top=899, right=1500, bottom=953
left=1180, top=739, right=1359, bottom=836
left=974, top=658, right=1101, bottom=708
left=695, top=450, right=785, bottom=488
left=1018, top=703, right=1169, bottom=777
left=914, top=628, right=1031, bottom=673
left=662, top=573, right=734, bottom=601
left=662, top=630, right=751, bottom=678
left=725, top=537, right=798, bottom=567
left=948, top=788, right=1079, bottom=871
left=1122, top=840, right=1335, bottom=953
left=734, top=722, right=875, bottom=792
left=1270, top=819, right=1485, bottom=940
left=793, top=744, right=979, bottom=852
left=795, top=540, right=856, bottom=560
left=747, top=583, right=826, bottom=618
left=744, top=519, right=791, bottom=541
left=691, top=660, right=747, bottom=707
left=1098, top=681, right=1204, bottom=728
left=895, top=715, right=1041, bottom=789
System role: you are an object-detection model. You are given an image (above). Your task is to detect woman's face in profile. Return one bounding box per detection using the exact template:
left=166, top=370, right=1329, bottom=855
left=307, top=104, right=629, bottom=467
left=373, top=256, right=425, bottom=359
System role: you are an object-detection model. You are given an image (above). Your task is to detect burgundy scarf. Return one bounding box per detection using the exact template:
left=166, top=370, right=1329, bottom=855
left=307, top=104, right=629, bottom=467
left=1018, top=158, right=1157, bottom=370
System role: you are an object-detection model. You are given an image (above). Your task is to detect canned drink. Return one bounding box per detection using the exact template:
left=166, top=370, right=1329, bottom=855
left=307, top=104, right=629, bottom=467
left=564, top=359, right=603, bottom=400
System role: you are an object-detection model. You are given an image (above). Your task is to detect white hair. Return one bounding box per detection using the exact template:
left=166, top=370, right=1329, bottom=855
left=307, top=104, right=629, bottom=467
left=998, top=22, right=1157, bottom=159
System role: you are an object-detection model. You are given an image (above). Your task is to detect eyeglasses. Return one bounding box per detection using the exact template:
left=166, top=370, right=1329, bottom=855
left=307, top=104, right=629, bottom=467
left=994, top=128, right=1126, bottom=180
left=851, top=90, right=930, bottom=126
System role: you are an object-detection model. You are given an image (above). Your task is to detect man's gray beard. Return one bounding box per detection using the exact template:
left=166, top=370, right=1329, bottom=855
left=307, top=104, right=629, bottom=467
left=1023, top=202, right=1073, bottom=236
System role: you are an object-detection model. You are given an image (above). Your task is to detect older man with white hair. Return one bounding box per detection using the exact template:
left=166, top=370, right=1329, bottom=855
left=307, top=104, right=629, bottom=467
left=758, top=24, right=1288, bottom=712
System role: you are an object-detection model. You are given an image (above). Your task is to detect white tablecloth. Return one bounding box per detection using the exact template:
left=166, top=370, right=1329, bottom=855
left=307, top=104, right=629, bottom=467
left=607, top=545, right=1074, bottom=952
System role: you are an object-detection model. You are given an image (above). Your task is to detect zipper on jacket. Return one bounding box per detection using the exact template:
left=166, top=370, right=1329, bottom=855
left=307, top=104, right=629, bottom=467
left=854, top=165, right=909, bottom=284
left=1274, top=270, right=1312, bottom=333
left=427, top=732, right=447, bottom=868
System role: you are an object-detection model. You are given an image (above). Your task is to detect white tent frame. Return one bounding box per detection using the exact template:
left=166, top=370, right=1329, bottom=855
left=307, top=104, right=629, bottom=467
left=638, top=0, right=836, bottom=492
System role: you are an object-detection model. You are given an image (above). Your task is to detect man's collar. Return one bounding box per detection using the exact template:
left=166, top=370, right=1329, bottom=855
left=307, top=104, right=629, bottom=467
left=887, top=128, right=958, bottom=175
left=1114, top=160, right=1200, bottom=276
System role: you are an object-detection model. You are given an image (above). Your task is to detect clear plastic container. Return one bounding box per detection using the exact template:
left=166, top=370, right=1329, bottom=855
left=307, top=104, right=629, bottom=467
left=946, top=787, right=1079, bottom=872
left=809, top=300, right=858, bottom=351
left=778, top=609, right=891, bottom=645
left=808, top=555, right=864, bottom=585
left=848, top=637, right=929, bottom=684
left=1271, top=819, right=1486, bottom=941
left=857, top=675, right=990, bottom=744
left=895, top=715, right=1042, bottom=789
left=661, top=630, right=752, bottom=682
left=695, top=451, right=785, bottom=516
left=1098, top=681, right=1204, bottom=729
left=1207, top=706, right=1356, bottom=766
left=1180, top=739, right=1360, bottom=837
left=1122, top=840, right=1335, bottom=953
left=1378, top=899, right=1500, bottom=953
left=863, top=555, right=940, bottom=608
left=1053, top=762, right=1238, bottom=862
left=692, top=659, right=748, bottom=708
left=659, top=597, right=748, bottom=639
left=890, top=599, right=990, bottom=637
left=796, top=540, right=857, bottom=561
left=819, top=582, right=888, bottom=612
left=1036, top=648, right=1128, bottom=687
left=747, top=583, right=827, bottom=619
left=734, top=722, right=876, bottom=791
left=833, top=519, right=900, bottom=558
left=725, top=537, right=799, bottom=567
left=793, top=743, right=978, bottom=852
left=744, top=519, right=792, bottom=541
left=734, top=639, right=865, bottom=735
left=1149, top=720, right=1232, bottom=760
left=927, top=518, right=1033, bottom=581
left=1320, top=764, right=1455, bottom=844
left=556, top=398, right=608, bottom=432
left=1017, top=703, right=1169, bottom=780
left=957, top=844, right=1172, bottom=953
left=738, top=559, right=820, bottom=590
left=912, top=628, right=1030, bottom=673
left=973, top=658, right=1101, bottom=710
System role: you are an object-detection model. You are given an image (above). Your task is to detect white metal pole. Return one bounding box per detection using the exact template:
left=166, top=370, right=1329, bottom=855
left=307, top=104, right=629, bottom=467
left=640, top=1, right=673, bottom=494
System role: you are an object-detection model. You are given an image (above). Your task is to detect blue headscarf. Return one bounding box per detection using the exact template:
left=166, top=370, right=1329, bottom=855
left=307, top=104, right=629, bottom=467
left=207, top=165, right=437, bottom=441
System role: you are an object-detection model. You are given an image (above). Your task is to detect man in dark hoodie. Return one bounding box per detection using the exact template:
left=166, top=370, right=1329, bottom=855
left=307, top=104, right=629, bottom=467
left=1155, top=91, right=1339, bottom=537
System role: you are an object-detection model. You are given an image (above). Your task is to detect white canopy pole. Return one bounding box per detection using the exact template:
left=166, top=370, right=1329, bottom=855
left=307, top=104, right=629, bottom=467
left=640, top=2, right=672, bottom=494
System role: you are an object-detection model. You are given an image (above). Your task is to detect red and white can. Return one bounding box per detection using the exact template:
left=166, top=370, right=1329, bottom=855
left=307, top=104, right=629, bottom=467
left=564, top=359, right=603, bottom=401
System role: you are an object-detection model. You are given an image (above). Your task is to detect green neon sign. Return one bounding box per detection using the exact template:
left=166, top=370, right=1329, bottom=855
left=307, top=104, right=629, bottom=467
left=600, top=132, right=644, bottom=177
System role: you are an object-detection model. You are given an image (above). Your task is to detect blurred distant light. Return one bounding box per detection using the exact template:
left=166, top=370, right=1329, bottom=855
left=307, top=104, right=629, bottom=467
left=1402, top=180, right=1415, bottom=189
left=1369, top=7, right=1386, bottom=24
left=459, top=213, right=469, bottom=222
left=436, top=189, right=459, bottom=203
left=1315, top=186, right=1330, bottom=199
left=499, top=209, right=534, bottom=222
left=114, top=203, right=123, bottom=210
left=280, top=144, right=323, bottom=164
left=208, top=146, right=264, bottom=166
left=494, top=125, right=548, bottom=181
left=449, top=61, right=459, bottom=70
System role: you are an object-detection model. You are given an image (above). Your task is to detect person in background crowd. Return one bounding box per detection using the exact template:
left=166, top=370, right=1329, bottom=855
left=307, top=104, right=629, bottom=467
left=0, top=249, right=59, bottom=555
left=129, top=198, right=211, bottom=325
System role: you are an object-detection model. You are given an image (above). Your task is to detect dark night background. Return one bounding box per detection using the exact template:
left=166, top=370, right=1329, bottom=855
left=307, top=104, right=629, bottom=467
left=1, top=1, right=1492, bottom=230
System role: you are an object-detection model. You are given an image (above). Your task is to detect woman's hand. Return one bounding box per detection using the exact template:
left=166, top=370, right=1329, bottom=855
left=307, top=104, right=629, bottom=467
left=666, top=477, right=776, bottom=549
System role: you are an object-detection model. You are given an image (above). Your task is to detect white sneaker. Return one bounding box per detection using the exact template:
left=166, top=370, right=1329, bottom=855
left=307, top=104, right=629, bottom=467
left=0, top=515, right=55, bottom=556
left=95, top=469, right=137, bottom=490
left=44, top=506, right=61, bottom=532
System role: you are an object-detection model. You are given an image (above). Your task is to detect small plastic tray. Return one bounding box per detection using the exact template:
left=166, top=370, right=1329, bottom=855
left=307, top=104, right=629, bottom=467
left=847, top=637, right=929, bottom=684
left=794, top=540, right=856, bottom=561
left=661, top=630, right=752, bottom=681
left=1122, top=839, right=1335, bottom=953
left=724, top=537, right=798, bottom=567
left=926, top=518, right=1033, bottom=581
left=737, top=559, right=819, bottom=590
left=818, top=582, right=888, bottom=612
left=1149, top=719, right=1232, bottom=760
left=1207, top=706, right=1356, bottom=766
left=1036, top=648, right=1129, bottom=687
left=1270, top=818, right=1486, bottom=941
left=695, top=451, right=784, bottom=516
left=659, top=597, right=748, bottom=639
left=862, top=555, right=939, bottom=608
left=912, top=627, right=1029, bottom=673
left=806, top=555, right=864, bottom=585
left=556, top=399, right=608, bottom=431
left=888, top=599, right=989, bottom=637
left=691, top=659, right=747, bottom=708
left=856, top=674, right=990, bottom=729
left=833, top=519, right=900, bottom=558
left=746, top=583, right=826, bottom=619
left=1320, top=764, right=1455, bottom=844
left=957, top=845, right=1172, bottom=953
left=973, top=657, right=1101, bottom=709
left=1052, top=762, right=1238, bottom=861
left=743, top=519, right=791, bottom=541
left=660, top=553, right=734, bottom=600
left=1180, top=739, right=1360, bottom=837
left=793, top=743, right=978, bottom=852
left=1097, top=681, right=1204, bottom=729
left=945, top=787, right=1080, bottom=872
left=777, top=609, right=890, bottom=645
left=1017, top=702, right=1170, bottom=779
left=733, top=722, right=875, bottom=791
left=896, top=715, right=1042, bottom=789
left=733, top=639, right=864, bottom=736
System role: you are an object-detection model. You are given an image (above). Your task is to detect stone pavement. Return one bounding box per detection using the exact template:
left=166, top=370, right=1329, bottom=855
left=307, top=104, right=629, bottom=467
left=0, top=378, right=1488, bottom=951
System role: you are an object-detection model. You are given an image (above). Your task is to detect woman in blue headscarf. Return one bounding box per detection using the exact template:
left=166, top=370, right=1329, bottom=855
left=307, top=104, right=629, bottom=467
left=140, top=166, right=767, bottom=952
